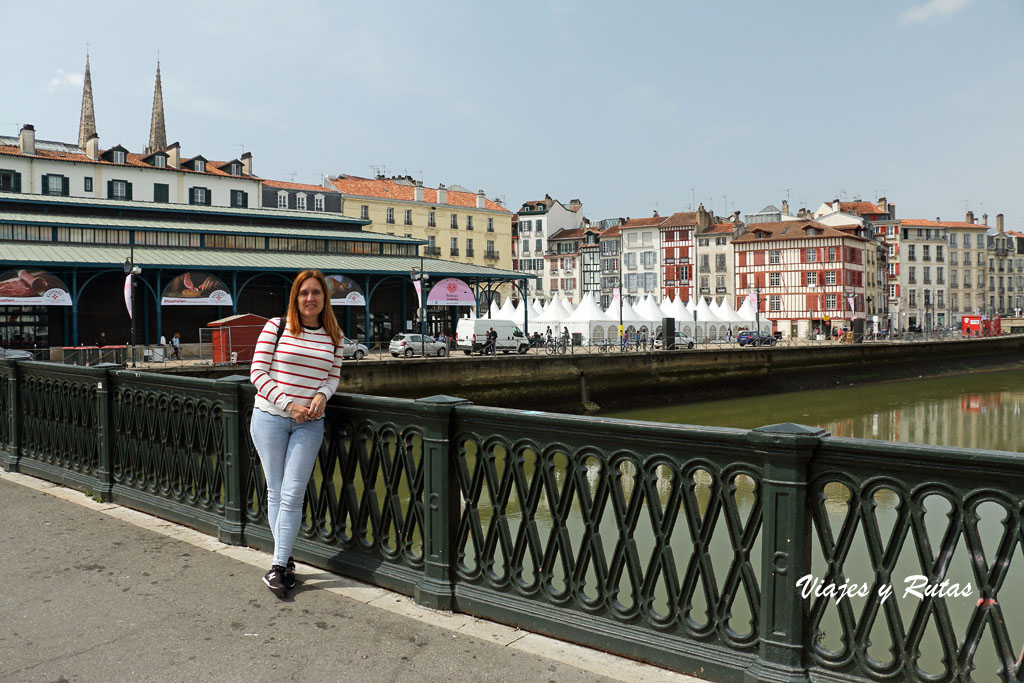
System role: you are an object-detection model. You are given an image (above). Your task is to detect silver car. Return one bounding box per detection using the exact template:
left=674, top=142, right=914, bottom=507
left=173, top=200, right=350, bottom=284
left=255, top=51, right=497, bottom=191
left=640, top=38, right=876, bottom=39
left=389, top=333, right=447, bottom=358
left=0, top=346, right=33, bottom=359
left=341, top=337, right=368, bottom=360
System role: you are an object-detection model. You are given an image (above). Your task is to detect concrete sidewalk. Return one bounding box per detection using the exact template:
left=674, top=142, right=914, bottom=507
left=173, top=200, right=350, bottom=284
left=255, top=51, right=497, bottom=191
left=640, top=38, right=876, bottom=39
left=0, top=471, right=702, bottom=683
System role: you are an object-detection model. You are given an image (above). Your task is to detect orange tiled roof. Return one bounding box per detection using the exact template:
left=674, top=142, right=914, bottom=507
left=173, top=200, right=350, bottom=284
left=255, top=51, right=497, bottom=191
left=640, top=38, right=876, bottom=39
left=263, top=178, right=339, bottom=193
left=600, top=224, right=621, bottom=238
left=900, top=218, right=987, bottom=229
left=661, top=211, right=697, bottom=228
left=548, top=227, right=587, bottom=241
left=619, top=215, right=666, bottom=229
left=1005, top=230, right=1024, bottom=239
left=733, top=219, right=868, bottom=244
left=839, top=201, right=884, bottom=215
left=0, top=143, right=259, bottom=179
left=703, top=222, right=735, bottom=234
left=330, top=175, right=509, bottom=213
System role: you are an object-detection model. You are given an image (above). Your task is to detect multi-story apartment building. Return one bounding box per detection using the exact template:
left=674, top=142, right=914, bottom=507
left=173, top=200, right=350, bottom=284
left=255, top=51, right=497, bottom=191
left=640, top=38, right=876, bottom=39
left=329, top=174, right=513, bottom=272
left=693, top=208, right=741, bottom=305
left=987, top=214, right=1016, bottom=315
left=544, top=227, right=584, bottom=302
left=659, top=210, right=697, bottom=303
left=897, top=219, right=950, bottom=331
left=1006, top=228, right=1024, bottom=315
left=943, top=213, right=990, bottom=324
left=733, top=219, right=869, bottom=339
left=596, top=221, right=621, bottom=309
left=620, top=215, right=662, bottom=303
left=515, top=195, right=583, bottom=302
left=578, top=227, right=604, bottom=301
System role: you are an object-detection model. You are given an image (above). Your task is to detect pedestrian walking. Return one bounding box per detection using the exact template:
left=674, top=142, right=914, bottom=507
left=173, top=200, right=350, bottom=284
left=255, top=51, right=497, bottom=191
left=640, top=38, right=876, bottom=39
left=249, top=270, right=344, bottom=597
left=171, top=332, right=181, bottom=359
left=545, top=326, right=553, bottom=344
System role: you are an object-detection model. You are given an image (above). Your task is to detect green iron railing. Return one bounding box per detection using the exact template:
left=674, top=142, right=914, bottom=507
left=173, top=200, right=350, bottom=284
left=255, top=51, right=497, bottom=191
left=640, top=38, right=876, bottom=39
left=2, top=358, right=1022, bottom=682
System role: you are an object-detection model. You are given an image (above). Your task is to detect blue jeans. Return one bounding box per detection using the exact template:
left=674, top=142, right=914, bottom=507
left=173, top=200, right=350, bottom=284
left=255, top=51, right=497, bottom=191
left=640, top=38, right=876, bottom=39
left=250, top=409, right=325, bottom=567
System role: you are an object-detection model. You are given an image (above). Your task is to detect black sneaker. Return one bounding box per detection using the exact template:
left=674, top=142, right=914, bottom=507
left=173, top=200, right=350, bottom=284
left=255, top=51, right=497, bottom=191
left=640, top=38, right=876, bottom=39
left=284, top=557, right=297, bottom=590
left=263, top=565, right=288, bottom=596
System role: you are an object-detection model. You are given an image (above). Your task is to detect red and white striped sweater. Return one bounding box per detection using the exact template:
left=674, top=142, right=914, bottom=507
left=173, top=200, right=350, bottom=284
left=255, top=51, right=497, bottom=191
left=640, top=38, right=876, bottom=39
left=250, top=317, right=343, bottom=418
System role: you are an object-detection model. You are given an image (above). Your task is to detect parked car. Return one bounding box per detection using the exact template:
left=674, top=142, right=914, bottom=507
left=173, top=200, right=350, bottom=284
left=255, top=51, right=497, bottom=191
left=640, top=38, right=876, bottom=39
left=737, top=331, right=776, bottom=347
left=0, top=346, right=33, bottom=359
left=341, top=337, right=368, bottom=360
left=455, top=318, right=530, bottom=355
left=389, top=333, right=448, bottom=358
left=653, top=333, right=696, bottom=350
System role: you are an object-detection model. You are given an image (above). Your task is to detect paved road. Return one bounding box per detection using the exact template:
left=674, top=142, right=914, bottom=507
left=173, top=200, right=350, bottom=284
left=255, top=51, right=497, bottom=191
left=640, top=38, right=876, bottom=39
left=0, top=473, right=697, bottom=683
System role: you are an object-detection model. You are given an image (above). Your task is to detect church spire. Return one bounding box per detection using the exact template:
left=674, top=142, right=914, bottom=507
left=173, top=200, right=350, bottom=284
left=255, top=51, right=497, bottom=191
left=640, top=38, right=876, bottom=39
left=78, top=52, right=96, bottom=149
left=146, top=60, right=167, bottom=154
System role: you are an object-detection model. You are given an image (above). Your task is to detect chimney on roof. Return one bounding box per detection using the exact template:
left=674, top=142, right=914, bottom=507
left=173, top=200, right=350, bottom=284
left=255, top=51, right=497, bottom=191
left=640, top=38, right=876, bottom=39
left=241, top=151, right=252, bottom=175
left=653, top=210, right=659, bottom=217
left=18, top=124, right=35, bottom=155
left=166, top=141, right=180, bottom=169
left=797, top=207, right=808, bottom=218
left=966, top=210, right=975, bottom=224
left=476, top=189, right=486, bottom=209
left=545, top=193, right=551, bottom=200
left=85, top=133, right=100, bottom=160
left=997, top=213, right=1004, bottom=233
left=414, top=180, right=424, bottom=203
left=888, top=202, right=895, bottom=219
left=781, top=199, right=790, bottom=216
left=878, top=197, right=887, bottom=213
left=618, top=217, right=625, bottom=225
left=983, top=213, right=988, bottom=226
left=437, top=184, right=447, bottom=205
left=833, top=198, right=840, bottom=211
left=569, top=199, right=581, bottom=209
left=696, top=203, right=711, bottom=232
left=732, top=210, right=741, bottom=225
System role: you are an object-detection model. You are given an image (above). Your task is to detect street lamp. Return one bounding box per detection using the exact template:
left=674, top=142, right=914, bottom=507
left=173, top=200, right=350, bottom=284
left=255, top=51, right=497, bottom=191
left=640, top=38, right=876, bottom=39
left=411, top=254, right=429, bottom=357
left=754, top=285, right=761, bottom=336
left=123, top=249, right=141, bottom=367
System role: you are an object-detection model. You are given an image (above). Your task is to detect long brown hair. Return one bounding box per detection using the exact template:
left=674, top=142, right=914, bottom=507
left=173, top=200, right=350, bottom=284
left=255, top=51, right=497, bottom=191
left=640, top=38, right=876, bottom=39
left=285, top=270, right=343, bottom=346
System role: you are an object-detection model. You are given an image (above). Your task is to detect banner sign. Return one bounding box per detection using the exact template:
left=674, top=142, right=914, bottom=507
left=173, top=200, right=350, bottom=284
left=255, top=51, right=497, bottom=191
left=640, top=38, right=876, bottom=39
left=124, top=274, right=132, bottom=318
left=0, top=269, right=72, bottom=305
left=161, top=272, right=232, bottom=306
left=426, top=277, right=476, bottom=306
left=326, top=274, right=366, bottom=306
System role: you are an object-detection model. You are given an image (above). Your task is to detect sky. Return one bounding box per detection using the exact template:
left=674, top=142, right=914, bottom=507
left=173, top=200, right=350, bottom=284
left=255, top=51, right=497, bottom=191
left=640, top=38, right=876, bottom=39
left=2, top=0, right=1022, bottom=227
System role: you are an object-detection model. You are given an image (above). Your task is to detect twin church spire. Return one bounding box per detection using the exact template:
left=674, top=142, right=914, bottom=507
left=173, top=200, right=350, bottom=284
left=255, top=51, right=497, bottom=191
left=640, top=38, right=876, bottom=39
left=77, top=53, right=167, bottom=154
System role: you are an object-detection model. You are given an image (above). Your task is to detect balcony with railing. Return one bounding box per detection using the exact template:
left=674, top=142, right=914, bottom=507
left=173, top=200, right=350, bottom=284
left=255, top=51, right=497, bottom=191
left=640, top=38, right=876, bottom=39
left=465, top=249, right=474, bottom=257
left=716, top=286, right=728, bottom=293
left=424, top=246, right=441, bottom=256
left=484, top=250, right=499, bottom=260
left=449, top=248, right=459, bottom=256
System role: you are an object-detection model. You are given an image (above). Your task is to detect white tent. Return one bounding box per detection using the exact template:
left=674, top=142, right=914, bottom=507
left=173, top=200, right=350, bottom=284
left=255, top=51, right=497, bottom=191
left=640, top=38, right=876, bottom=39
left=603, top=292, right=648, bottom=341
left=736, top=294, right=771, bottom=334
left=634, top=295, right=666, bottom=335
left=565, top=292, right=613, bottom=343
left=489, top=298, right=501, bottom=319
left=532, top=299, right=545, bottom=317
left=497, top=296, right=518, bottom=321
left=660, top=297, right=697, bottom=339
left=556, top=292, right=576, bottom=317
left=659, top=296, right=675, bottom=317
left=686, top=296, right=698, bottom=313
left=695, top=297, right=731, bottom=341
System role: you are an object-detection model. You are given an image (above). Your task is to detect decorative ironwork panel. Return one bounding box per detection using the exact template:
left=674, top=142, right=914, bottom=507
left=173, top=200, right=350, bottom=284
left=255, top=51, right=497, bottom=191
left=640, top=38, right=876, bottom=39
left=809, top=439, right=1024, bottom=682
left=452, top=407, right=762, bottom=652
left=240, top=388, right=427, bottom=569
left=110, top=373, right=229, bottom=514
left=0, top=362, right=13, bottom=453
left=18, top=363, right=101, bottom=474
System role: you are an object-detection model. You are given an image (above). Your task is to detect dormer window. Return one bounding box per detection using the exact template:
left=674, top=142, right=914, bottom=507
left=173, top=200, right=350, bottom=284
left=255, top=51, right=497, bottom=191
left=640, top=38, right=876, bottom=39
left=153, top=155, right=166, bottom=168
left=194, top=159, right=205, bottom=173
left=230, top=162, right=241, bottom=175
left=112, top=150, right=125, bottom=164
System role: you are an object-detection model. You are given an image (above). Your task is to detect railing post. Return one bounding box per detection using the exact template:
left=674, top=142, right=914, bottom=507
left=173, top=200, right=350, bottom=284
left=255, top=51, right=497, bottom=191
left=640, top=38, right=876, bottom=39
left=414, top=394, right=470, bottom=610
left=93, top=368, right=114, bottom=501
left=744, top=422, right=824, bottom=683
left=217, top=375, right=250, bottom=545
left=0, top=360, right=21, bottom=472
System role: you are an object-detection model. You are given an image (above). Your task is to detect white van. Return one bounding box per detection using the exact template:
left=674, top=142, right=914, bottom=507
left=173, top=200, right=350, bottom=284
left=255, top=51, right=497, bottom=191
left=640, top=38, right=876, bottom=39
left=456, top=318, right=529, bottom=355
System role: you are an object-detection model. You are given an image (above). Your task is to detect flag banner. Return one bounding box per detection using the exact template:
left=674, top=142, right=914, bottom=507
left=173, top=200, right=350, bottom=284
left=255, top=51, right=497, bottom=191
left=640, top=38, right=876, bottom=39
left=161, top=272, right=232, bottom=306
left=847, top=295, right=856, bottom=314
left=124, top=274, right=132, bottom=319
left=412, top=280, right=422, bottom=308
left=427, top=277, right=476, bottom=306
left=326, top=274, right=366, bottom=306
left=0, top=269, right=72, bottom=305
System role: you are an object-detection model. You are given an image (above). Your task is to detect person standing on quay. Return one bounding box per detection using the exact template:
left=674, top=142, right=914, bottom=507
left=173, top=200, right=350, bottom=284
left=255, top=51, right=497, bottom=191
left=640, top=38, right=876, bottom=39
left=171, top=332, right=181, bottom=360
left=249, top=270, right=343, bottom=596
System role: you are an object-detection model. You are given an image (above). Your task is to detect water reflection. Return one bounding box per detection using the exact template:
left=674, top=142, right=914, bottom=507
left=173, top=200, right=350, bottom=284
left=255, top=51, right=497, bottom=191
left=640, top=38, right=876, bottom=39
left=604, top=369, right=1024, bottom=452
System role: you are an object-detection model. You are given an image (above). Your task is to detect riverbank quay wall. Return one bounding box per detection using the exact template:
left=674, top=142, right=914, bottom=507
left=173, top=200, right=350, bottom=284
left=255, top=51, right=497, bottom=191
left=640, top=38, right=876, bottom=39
left=3, top=358, right=1022, bottom=681
left=319, top=337, right=1024, bottom=413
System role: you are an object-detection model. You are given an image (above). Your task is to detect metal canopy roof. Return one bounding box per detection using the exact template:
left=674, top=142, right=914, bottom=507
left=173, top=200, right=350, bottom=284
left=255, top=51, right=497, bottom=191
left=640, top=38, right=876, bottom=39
left=0, top=211, right=422, bottom=243
left=0, top=242, right=533, bottom=280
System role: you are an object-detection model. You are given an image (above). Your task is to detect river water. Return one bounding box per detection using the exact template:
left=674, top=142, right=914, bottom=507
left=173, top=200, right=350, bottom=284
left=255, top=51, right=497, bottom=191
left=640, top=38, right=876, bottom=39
left=602, top=368, right=1024, bottom=452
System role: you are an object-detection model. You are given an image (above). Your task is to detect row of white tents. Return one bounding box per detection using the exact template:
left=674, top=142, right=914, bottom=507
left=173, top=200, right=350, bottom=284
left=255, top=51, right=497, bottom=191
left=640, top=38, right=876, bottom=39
left=479, top=293, right=771, bottom=343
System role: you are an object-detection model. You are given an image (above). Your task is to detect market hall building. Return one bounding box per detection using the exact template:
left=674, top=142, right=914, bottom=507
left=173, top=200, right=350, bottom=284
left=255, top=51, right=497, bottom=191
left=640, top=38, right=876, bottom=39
left=0, top=190, right=526, bottom=352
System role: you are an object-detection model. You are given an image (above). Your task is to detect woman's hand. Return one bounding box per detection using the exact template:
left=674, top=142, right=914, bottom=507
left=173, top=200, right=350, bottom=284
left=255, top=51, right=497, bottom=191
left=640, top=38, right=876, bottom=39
left=308, top=393, right=327, bottom=420
left=287, top=402, right=310, bottom=423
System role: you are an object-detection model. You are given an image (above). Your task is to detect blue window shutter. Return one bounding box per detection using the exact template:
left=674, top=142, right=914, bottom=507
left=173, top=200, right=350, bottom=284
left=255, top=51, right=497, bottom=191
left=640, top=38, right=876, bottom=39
left=41, top=175, right=49, bottom=194
left=205, top=188, right=211, bottom=206
left=188, top=187, right=194, bottom=204
left=12, top=172, right=20, bottom=193
left=242, top=192, right=248, bottom=208
left=107, top=180, right=114, bottom=198
left=125, top=182, right=133, bottom=200
left=62, top=176, right=70, bottom=196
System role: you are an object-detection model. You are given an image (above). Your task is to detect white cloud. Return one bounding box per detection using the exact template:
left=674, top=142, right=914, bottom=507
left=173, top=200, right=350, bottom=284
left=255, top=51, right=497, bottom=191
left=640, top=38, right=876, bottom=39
left=45, top=69, right=84, bottom=93
left=899, top=0, right=975, bottom=25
